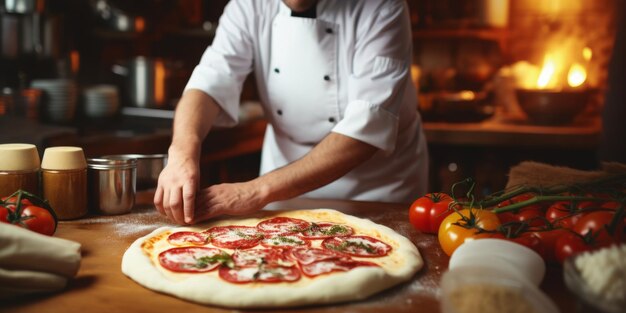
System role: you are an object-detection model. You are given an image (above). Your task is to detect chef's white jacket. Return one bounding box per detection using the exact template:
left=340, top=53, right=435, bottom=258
left=184, top=0, right=429, bottom=203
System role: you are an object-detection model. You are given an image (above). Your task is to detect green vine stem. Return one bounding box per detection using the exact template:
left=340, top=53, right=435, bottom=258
left=490, top=196, right=609, bottom=214
left=475, top=173, right=626, bottom=208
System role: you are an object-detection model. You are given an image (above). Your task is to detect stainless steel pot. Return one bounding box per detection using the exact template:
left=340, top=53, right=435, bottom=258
left=112, top=57, right=170, bottom=108
left=102, top=154, right=167, bottom=190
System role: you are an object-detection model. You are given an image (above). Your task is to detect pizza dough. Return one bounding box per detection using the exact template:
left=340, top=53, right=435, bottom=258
left=121, top=209, right=422, bottom=308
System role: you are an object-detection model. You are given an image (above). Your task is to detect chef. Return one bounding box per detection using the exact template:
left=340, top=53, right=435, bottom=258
left=154, top=0, right=429, bottom=224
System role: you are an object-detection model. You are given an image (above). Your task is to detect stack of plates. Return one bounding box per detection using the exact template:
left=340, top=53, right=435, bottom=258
left=83, top=85, right=119, bottom=118
left=31, top=79, right=78, bottom=123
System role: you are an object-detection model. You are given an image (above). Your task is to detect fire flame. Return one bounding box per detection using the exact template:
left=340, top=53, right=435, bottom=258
left=537, top=54, right=556, bottom=89
left=568, top=63, right=587, bottom=88
left=535, top=48, right=589, bottom=89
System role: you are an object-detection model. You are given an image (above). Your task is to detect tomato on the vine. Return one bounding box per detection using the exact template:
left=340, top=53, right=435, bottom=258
left=490, top=231, right=546, bottom=260
left=496, top=193, right=542, bottom=210
left=0, top=206, right=9, bottom=223
left=438, top=208, right=501, bottom=256
left=409, top=193, right=455, bottom=234
left=496, top=193, right=547, bottom=227
left=554, top=232, right=592, bottom=264
left=572, top=211, right=624, bottom=248
left=528, top=227, right=569, bottom=263
left=497, top=207, right=546, bottom=227
left=0, top=191, right=57, bottom=236
left=20, top=205, right=56, bottom=236
left=545, top=201, right=590, bottom=229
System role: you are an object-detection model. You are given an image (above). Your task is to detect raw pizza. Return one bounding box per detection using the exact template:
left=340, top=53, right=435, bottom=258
left=122, top=209, right=422, bottom=308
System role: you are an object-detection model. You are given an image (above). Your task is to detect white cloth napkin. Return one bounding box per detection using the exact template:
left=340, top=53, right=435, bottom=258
left=0, top=223, right=82, bottom=298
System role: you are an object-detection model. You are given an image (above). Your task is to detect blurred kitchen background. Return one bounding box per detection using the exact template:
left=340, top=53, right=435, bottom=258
left=0, top=0, right=621, bottom=196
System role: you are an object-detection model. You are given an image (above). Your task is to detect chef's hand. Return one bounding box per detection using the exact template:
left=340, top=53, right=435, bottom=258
left=153, top=89, right=219, bottom=224
left=193, top=181, right=270, bottom=223
left=154, top=149, right=200, bottom=225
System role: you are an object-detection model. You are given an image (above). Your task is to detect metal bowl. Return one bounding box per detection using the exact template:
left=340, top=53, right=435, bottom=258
left=102, top=154, right=167, bottom=190
left=516, top=89, right=591, bottom=125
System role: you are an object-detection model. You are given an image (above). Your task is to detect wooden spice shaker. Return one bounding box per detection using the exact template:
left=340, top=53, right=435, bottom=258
left=41, top=146, right=88, bottom=220
left=0, top=143, right=40, bottom=197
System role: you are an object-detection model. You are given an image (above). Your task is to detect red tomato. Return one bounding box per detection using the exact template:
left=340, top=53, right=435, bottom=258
left=438, top=208, right=501, bottom=256
left=497, top=207, right=546, bottom=227
left=511, top=233, right=545, bottom=258
left=529, top=228, right=569, bottom=263
left=0, top=192, right=57, bottom=236
left=554, top=232, right=592, bottom=264
left=573, top=211, right=624, bottom=248
left=490, top=232, right=546, bottom=259
left=601, top=201, right=622, bottom=210
left=496, top=193, right=542, bottom=210
left=545, top=201, right=589, bottom=229
left=0, top=206, right=9, bottom=223
left=409, top=193, right=455, bottom=234
left=19, top=205, right=56, bottom=236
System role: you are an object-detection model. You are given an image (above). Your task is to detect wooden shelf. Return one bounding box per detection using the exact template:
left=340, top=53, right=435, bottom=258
left=413, top=28, right=507, bottom=41
left=423, top=115, right=601, bottom=149
left=412, top=27, right=509, bottom=51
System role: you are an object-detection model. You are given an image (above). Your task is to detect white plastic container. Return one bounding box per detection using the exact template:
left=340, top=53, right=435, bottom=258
left=441, top=238, right=558, bottom=313
left=449, top=238, right=545, bottom=286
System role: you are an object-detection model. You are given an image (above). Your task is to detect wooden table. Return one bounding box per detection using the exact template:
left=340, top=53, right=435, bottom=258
left=3, top=195, right=577, bottom=313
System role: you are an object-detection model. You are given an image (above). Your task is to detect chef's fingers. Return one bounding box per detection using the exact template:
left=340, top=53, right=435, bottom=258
left=182, top=182, right=196, bottom=224
left=153, top=185, right=165, bottom=215
left=169, top=187, right=186, bottom=225
left=162, top=188, right=174, bottom=222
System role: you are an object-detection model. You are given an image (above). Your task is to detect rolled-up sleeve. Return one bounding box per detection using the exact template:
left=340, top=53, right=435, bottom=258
left=184, top=0, right=254, bottom=127
left=331, top=0, right=413, bottom=152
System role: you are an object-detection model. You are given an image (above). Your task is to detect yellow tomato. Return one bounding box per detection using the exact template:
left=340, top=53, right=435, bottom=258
left=438, top=208, right=501, bottom=256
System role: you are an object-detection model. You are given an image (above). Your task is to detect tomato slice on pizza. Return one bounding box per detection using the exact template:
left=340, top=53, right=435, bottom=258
left=167, top=231, right=209, bottom=246
left=205, top=226, right=263, bottom=249
left=322, top=236, right=392, bottom=257
left=260, top=234, right=311, bottom=249
left=300, top=258, right=379, bottom=277
left=256, top=217, right=311, bottom=235
left=297, top=222, right=354, bottom=239
left=219, top=265, right=301, bottom=284
left=232, top=248, right=295, bottom=267
left=158, top=247, right=228, bottom=273
left=290, top=247, right=344, bottom=265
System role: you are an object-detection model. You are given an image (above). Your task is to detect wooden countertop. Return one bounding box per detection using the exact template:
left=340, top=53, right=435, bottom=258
left=3, top=193, right=577, bottom=313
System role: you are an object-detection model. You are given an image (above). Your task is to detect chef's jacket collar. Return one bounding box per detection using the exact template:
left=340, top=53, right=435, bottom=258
left=278, top=0, right=323, bottom=19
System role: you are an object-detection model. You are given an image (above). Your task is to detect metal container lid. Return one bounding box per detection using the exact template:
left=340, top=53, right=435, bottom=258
left=102, top=154, right=167, bottom=161
left=87, top=157, right=137, bottom=170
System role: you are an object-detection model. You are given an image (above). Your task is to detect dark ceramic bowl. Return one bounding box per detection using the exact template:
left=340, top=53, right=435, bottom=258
left=427, top=90, right=495, bottom=123
left=516, top=89, right=591, bottom=125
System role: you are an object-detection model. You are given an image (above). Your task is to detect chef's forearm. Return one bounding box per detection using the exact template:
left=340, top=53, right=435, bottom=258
left=169, top=89, right=220, bottom=159
left=252, top=132, right=378, bottom=202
